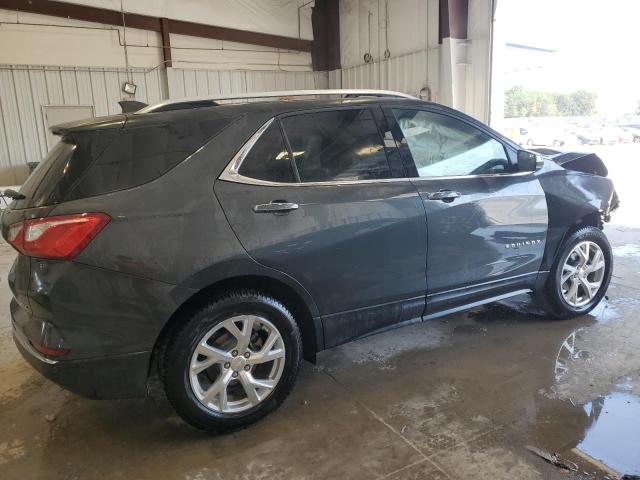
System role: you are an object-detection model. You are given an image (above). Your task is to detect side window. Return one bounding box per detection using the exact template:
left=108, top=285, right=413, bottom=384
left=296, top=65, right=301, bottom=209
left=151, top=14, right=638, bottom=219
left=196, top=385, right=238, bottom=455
left=392, top=109, right=511, bottom=177
left=238, top=122, right=295, bottom=183
left=281, top=108, right=391, bottom=182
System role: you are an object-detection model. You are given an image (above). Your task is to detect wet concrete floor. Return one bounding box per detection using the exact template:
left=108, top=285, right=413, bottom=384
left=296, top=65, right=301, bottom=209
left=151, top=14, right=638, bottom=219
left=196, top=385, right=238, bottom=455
left=3, top=141, right=640, bottom=480
left=1, top=223, right=638, bottom=480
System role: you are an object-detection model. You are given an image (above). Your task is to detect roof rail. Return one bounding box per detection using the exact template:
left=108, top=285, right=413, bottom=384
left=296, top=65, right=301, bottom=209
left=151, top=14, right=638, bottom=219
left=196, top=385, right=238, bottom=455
left=137, top=89, right=418, bottom=114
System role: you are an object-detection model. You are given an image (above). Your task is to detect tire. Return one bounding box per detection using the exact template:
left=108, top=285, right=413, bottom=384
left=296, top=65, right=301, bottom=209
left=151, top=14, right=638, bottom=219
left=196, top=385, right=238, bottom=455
left=162, top=290, right=302, bottom=433
left=537, top=227, right=612, bottom=318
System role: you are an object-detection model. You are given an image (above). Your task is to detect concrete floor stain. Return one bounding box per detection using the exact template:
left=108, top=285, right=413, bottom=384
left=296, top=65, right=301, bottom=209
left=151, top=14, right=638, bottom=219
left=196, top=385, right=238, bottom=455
left=0, top=222, right=639, bottom=478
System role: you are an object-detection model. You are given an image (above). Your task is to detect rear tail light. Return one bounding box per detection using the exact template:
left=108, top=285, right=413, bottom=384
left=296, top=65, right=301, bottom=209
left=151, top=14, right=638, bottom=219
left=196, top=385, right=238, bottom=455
left=7, top=213, right=110, bottom=260
left=31, top=342, right=70, bottom=357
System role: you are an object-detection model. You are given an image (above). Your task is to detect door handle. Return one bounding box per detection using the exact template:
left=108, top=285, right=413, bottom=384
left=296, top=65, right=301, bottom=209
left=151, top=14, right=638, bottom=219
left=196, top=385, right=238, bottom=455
left=426, top=190, right=460, bottom=202
left=253, top=201, right=299, bottom=213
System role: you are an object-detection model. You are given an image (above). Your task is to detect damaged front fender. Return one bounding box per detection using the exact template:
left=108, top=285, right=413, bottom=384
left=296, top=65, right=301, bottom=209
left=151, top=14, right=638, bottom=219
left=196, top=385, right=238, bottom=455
left=534, top=151, right=618, bottom=271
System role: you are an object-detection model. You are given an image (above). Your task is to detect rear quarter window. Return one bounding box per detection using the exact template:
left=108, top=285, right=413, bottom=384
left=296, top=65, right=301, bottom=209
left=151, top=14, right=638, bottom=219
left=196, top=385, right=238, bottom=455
left=237, top=122, right=295, bottom=183
left=68, top=118, right=228, bottom=200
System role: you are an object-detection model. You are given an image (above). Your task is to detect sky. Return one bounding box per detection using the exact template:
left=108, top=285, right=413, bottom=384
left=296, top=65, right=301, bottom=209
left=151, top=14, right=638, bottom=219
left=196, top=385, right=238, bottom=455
left=496, top=0, right=640, bottom=114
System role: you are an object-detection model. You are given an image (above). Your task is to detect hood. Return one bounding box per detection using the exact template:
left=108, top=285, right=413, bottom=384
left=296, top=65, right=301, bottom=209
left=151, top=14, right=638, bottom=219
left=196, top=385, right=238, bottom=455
left=532, top=148, right=608, bottom=177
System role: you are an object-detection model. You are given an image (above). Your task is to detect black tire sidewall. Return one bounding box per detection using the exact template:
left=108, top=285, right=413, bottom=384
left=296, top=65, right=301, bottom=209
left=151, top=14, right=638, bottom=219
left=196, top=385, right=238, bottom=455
left=163, top=292, right=301, bottom=432
left=549, top=227, right=612, bottom=317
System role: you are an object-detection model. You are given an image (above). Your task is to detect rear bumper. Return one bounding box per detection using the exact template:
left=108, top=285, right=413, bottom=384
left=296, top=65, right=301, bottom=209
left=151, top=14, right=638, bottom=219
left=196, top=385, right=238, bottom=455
left=13, top=322, right=150, bottom=399
left=6, top=254, right=196, bottom=399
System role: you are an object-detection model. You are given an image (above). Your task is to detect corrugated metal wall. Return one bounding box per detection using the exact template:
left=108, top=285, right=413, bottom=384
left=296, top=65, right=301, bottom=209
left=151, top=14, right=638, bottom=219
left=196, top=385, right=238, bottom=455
left=0, top=64, right=167, bottom=184
left=0, top=64, right=327, bottom=184
left=332, top=50, right=438, bottom=99
left=166, top=68, right=328, bottom=98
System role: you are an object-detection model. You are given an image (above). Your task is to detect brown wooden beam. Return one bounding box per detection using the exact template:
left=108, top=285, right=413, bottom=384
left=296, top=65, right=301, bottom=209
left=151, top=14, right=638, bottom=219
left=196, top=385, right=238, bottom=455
left=0, top=0, right=313, bottom=52
left=0, top=0, right=161, bottom=31
left=168, top=18, right=311, bottom=52
left=160, top=17, right=172, bottom=68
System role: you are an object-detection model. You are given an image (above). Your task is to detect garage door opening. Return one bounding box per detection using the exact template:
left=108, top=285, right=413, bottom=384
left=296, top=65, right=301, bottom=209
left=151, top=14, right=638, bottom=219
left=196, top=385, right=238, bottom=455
left=491, top=0, right=640, bottom=227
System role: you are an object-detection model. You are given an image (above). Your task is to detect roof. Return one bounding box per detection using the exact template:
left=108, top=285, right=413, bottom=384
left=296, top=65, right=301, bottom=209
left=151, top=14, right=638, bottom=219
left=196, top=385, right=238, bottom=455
left=52, top=96, right=430, bottom=134
left=137, top=89, right=418, bottom=114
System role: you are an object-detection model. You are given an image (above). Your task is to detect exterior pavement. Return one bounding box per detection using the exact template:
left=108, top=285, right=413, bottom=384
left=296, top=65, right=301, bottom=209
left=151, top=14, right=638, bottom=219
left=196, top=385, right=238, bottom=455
left=0, top=145, right=638, bottom=479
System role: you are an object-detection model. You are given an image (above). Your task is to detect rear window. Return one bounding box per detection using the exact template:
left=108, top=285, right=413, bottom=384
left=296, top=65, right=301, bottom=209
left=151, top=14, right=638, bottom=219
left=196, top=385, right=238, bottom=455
left=12, top=129, right=118, bottom=209
left=13, top=116, right=231, bottom=209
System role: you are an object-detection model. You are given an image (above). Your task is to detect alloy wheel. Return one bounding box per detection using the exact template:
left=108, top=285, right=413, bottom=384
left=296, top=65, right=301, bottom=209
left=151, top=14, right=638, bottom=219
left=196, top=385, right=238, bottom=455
left=560, top=241, right=606, bottom=308
left=189, top=315, right=286, bottom=413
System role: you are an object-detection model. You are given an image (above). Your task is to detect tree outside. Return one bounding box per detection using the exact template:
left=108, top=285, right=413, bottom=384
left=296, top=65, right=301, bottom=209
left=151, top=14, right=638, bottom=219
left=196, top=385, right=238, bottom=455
left=504, top=86, right=597, bottom=118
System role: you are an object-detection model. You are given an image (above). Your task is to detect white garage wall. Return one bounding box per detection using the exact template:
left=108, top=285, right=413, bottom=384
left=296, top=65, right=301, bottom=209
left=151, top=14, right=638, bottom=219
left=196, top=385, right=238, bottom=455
left=336, top=0, right=493, bottom=122
left=0, top=64, right=326, bottom=184
left=0, top=1, right=319, bottom=184
left=336, top=0, right=441, bottom=102
left=167, top=68, right=328, bottom=98
left=64, top=0, right=315, bottom=41
left=332, top=49, right=436, bottom=99
left=0, top=1, right=493, bottom=184
left=0, top=64, right=168, bottom=184
left=339, top=0, right=438, bottom=70
left=0, top=6, right=313, bottom=72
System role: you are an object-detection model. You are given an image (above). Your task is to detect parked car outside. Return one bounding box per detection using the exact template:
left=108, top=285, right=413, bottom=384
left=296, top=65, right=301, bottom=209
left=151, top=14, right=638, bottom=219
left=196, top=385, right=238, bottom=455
left=568, top=126, right=602, bottom=145
left=518, top=125, right=569, bottom=147
left=2, top=90, right=619, bottom=432
left=621, top=126, right=640, bottom=143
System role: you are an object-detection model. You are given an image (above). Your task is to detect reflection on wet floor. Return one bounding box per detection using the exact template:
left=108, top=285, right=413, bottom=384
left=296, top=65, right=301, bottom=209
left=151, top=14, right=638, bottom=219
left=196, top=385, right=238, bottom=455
left=550, top=324, right=640, bottom=475
left=577, top=393, right=640, bottom=475
left=0, top=226, right=639, bottom=479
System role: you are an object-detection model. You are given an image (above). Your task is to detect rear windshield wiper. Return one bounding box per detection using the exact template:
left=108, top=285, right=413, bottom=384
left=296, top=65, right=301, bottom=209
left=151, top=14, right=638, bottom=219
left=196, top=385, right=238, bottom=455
left=1, top=189, right=26, bottom=200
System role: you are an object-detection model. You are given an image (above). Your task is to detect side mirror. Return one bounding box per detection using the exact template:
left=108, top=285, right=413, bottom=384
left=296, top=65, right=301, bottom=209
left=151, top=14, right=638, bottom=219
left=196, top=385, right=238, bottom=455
left=517, top=150, right=544, bottom=172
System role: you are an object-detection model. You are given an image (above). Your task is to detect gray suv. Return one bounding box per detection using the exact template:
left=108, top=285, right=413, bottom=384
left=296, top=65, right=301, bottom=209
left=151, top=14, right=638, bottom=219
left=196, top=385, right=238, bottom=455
left=2, top=90, right=618, bottom=432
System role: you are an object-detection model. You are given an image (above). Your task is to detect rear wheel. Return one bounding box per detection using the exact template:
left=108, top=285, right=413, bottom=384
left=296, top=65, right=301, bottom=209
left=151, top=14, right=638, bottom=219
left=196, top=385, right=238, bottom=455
left=537, top=227, right=612, bottom=318
left=162, top=291, right=302, bottom=433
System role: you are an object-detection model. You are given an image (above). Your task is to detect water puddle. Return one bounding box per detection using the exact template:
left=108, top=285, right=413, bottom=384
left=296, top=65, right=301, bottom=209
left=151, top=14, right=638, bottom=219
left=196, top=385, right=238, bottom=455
left=553, top=328, right=640, bottom=475
left=612, top=243, right=640, bottom=258
left=577, top=393, right=640, bottom=475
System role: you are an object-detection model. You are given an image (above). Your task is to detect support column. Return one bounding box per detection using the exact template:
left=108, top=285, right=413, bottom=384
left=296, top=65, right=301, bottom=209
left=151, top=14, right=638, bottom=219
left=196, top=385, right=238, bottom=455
left=438, top=0, right=469, bottom=111
left=311, top=0, right=340, bottom=71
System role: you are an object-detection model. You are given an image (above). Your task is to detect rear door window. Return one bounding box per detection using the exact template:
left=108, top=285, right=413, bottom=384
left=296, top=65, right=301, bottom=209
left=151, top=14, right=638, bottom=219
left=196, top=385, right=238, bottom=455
left=280, top=108, right=392, bottom=182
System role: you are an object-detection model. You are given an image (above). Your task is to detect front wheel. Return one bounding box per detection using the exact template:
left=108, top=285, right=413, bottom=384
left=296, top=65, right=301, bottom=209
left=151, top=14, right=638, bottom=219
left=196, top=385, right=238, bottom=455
left=162, top=291, right=302, bottom=433
left=537, top=227, right=612, bottom=318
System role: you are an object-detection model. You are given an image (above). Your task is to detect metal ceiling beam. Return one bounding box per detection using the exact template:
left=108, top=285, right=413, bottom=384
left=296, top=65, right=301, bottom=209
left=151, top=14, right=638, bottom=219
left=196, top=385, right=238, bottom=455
left=0, top=0, right=313, bottom=53
left=159, top=17, right=172, bottom=68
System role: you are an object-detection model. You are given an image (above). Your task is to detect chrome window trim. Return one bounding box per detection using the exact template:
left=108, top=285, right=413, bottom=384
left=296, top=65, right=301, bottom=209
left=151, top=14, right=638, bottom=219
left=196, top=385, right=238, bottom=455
left=220, top=117, right=276, bottom=183
left=218, top=117, right=534, bottom=188
left=410, top=171, right=534, bottom=181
